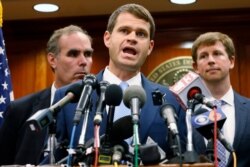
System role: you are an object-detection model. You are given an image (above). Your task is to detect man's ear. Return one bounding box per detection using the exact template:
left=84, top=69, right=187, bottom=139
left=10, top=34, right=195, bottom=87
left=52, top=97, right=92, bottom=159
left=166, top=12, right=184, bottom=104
left=103, top=31, right=111, bottom=48
left=192, top=62, right=198, bottom=73
left=229, top=55, right=235, bottom=69
left=47, top=53, right=56, bottom=69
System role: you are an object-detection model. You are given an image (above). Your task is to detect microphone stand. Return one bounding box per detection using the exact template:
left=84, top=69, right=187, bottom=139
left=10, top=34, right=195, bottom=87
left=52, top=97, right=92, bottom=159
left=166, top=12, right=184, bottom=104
left=131, top=102, right=141, bottom=167
left=206, top=139, right=215, bottom=162
left=167, top=128, right=183, bottom=166
left=46, top=107, right=62, bottom=165
left=47, top=118, right=57, bottom=164
left=67, top=101, right=92, bottom=166
left=183, top=99, right=199, bottom=163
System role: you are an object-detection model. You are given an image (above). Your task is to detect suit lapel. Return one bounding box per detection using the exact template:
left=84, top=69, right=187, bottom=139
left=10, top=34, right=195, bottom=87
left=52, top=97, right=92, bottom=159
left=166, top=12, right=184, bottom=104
left=233, top=92, right=248, bottom=149
left=139, top=75, right=159, bottom=141
left=32, top=88, right=51, bottom=114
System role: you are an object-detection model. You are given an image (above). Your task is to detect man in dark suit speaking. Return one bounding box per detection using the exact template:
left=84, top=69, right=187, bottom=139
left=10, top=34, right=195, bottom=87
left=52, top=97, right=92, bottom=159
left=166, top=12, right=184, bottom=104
left=0, top=25, right=94, bottom=165
left=53, top=4, right=187, bottom=165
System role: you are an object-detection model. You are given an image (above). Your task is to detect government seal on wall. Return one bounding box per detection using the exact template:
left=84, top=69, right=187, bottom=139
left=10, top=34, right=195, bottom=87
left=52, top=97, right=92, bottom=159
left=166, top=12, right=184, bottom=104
left=147, top=56, right=193, bottom=87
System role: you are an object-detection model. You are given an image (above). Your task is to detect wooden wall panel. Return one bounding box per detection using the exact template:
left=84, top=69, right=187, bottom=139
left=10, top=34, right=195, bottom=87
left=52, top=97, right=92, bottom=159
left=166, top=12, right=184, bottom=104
left=4, top=8, right=250, bottom=98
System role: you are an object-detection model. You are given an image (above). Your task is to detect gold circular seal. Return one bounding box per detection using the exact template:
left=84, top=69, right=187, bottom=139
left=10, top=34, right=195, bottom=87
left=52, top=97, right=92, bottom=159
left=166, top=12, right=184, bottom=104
left=147, top=56, right=193, bottom=87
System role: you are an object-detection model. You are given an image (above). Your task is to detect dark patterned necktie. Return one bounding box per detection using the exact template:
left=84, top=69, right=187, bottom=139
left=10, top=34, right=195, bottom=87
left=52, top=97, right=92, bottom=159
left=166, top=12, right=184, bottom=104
left=214, top=100, right=227, bottom=167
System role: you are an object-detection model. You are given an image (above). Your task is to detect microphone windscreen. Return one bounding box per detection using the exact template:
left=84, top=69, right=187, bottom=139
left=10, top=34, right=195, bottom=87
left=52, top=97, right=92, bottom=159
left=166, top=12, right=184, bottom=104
left=187, top=86, right=202, bottom=100
left=105, top=84, right=123, bottom=106
left=65, top=81, right=84, bottom=103
left=139, top=143, right=161, bottom=165
left=123, top=85, right=146, bottom=108
left=110, top=115, right=133, bottom=143
left=96, top=80, right=110, bottom=95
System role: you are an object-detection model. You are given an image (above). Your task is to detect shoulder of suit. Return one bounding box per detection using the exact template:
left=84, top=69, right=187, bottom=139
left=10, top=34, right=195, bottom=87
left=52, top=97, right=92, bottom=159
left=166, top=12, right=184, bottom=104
left=12, top=87, right=51, bottom=104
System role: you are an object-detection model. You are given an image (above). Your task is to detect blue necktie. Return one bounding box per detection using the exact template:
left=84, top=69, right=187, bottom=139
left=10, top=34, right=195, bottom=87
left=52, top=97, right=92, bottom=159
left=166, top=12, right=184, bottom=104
left=113, top=82, right=130, bottom=122
left=214, top=100, right=227, bottom=167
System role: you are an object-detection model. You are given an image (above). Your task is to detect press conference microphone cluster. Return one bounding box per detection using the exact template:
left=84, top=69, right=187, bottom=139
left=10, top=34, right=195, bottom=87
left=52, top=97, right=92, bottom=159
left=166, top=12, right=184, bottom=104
left=27, top=81, right=83, bottom=131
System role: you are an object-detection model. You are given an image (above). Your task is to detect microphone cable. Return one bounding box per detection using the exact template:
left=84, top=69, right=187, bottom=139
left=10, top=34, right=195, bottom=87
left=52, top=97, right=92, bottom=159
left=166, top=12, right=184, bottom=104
left=67, top=125, right=77, bottom=166
left=212, top=106, right=219, bottom=167
left=93, top=125, right=100, bottom=167
left=133, top=123, right=140, bottom=167
left=67, top=104, right=91, bottom=166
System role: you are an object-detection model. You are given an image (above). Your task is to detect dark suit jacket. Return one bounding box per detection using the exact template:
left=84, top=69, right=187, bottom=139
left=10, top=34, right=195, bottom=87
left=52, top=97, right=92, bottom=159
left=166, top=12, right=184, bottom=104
left=193, top=91, right=250, bottom=167
left=0, top=88, right=51, bottom=165
left=54, top=71, right=187, bottom=160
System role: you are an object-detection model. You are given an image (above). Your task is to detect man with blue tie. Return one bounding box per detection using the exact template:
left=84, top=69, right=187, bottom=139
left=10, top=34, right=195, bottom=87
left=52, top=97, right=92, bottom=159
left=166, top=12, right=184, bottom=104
left=191, top=32, right=250, bottom=167
left=53, top=3, right=187, bottom=164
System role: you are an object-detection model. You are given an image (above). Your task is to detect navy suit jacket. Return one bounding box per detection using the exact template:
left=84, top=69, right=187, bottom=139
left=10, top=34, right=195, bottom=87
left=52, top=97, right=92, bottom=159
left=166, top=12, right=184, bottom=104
left=54, top=71, right=187, bottom=160
left=0, top=88, right=51, bottom=165
left=193, top=91, right=250, bottom=167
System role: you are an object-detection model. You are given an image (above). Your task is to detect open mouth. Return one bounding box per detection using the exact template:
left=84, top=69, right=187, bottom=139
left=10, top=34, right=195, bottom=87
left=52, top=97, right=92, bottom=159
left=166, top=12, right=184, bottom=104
left=123, top=47, right=137, bottom=55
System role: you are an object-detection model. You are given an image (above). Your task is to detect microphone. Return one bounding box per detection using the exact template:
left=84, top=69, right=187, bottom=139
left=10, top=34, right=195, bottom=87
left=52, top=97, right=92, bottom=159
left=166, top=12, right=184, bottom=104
left=123, top=85, right=146, bottom=123
left=160, top=103, right=178, bottom=135
left=93, top=80, right=110, bottom=125
left=187, top=86, right=215, bottom=109
left=139, top=143, right=161, bottom=165
left=191, top=107, right=226, bottom=139
left=73, top=74, right=97, bottom=124
left=104, top=84, right=123, bottom=145
left=27, top=82, right=83, bottom=131
left=99, top=84, right=123, bottom=164
left=84, top=115, right=133, bottom=148
left=112, top=145, right=125, bottom=163
left=170, top=71, right=211, bottom=109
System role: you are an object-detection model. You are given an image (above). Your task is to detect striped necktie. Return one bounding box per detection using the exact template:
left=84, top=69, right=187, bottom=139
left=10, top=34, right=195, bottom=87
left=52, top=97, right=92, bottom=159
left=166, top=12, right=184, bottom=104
left=214, top=100, right=227, bottom=167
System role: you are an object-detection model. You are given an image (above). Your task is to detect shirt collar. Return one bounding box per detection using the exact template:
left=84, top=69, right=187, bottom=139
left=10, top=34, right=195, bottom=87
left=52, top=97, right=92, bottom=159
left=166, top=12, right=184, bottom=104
left=50, top=82, right=57, bottom=105
left=103, top=66, right=141, bottom=86
left=210, top=86, right=234, bottom=106
left=221, top=86, right=234, bottom=106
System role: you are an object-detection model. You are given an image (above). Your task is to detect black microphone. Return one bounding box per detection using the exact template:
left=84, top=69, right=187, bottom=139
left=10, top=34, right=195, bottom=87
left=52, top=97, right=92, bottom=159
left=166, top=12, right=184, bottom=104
left=93, top=80, right=110, bottom=125
left=110, top=115, right=133, bottom=143
left=104, top=84, right=123, bottom=145
left=187, top=86, right=215, bottom=109
left=123, top=85, right=146, bottom=124
left=160, top=103, right=179, bottom=135
left=139, top=143, right=161, bottom=165
left=73, top=74, right=97, bottom=124
left=84, top=115, right=133, bottom=148
left=27, top=82, right=83, bottom=131
left=99, top=84, right=123, bottom=164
